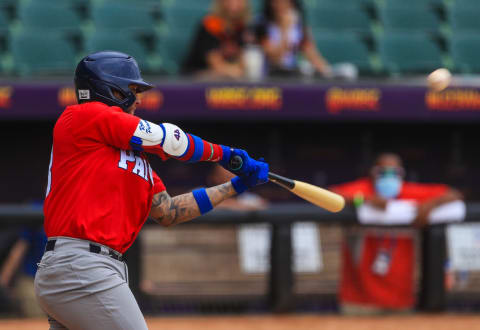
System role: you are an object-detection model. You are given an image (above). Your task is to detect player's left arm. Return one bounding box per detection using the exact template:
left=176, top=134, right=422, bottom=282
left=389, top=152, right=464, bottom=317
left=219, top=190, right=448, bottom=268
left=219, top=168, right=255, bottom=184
left=149, top=182, right=236, bottom=227
left=149, top=161, right=269, bottom=226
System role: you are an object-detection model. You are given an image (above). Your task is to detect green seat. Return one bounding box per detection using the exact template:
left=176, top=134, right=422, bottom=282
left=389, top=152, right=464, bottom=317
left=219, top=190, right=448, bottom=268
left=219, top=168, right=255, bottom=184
left=250, top=0, right=262, bottom=13
left=93, top=2, right=156, bottom=31
left=450, top=34, right=480, bottom=73
left=379, top=32, right=442, bottom=74
left=307, top=7, right=371, bottom=33
left=381, top=7, right=440, bottom=32
left=161, top=0, right=211, bottom=11
left=162, top=6, right=209, bottom=35
left=11, top=32, right=76, bottom=75
left=0, top=10, right=8, bottom=53
left=86, top=32, right=153, bottom=72
left=304, top=0, right=371, bottom=9
left=449, top=6, right=480, bottom=32
left=19, top=2, right=82, bottom=31
left=450, top=0, right=480, bottom=9
left=37, top=0, right=89, bottom=4
left=0, top=8, right=8, bottom=29
left=381, top=0, right=443, bottom=9
left=314, top=33, right=371, bottom=72
left=158, top=32, right=192, bottom=74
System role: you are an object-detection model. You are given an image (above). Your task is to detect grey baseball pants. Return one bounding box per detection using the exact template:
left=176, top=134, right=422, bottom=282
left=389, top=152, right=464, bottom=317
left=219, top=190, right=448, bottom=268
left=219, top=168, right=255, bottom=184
left=34, top=237, right=148, bottom=330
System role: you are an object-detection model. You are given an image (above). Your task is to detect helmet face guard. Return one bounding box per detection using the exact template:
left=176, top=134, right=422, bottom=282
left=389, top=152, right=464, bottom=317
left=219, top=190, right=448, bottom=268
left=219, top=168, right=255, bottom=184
left=74, top=51, right=154, bottom=111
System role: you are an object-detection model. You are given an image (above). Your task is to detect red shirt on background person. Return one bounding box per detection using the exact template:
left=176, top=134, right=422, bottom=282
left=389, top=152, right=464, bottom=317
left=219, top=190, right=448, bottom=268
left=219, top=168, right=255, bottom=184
left=330, top=153, right=462, bottom=311
left=182, top=0, right=250, bottom=79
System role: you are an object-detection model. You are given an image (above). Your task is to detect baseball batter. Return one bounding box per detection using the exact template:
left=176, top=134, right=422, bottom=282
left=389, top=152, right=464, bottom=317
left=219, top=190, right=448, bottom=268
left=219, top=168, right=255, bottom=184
left=34, top=51, right=269, bottom=330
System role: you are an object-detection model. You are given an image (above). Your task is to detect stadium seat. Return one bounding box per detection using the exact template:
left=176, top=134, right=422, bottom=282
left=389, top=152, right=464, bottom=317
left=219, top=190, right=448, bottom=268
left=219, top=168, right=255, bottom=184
left=158, top=33, right=193, bottom=75
left=450, top=34, right=480, bottom=73
left=0, top=0, right=16, bottom=20
left=381, top=7, right=440, bottom=32
left=160, top=0, right=211, bottom=11
left=381, top=0, right=443, bottom=9
left=40, top=0, right=89, bottom=4
left=449, top=6, right=480, bottom=32
left=162, top=6, right=209, bottom=37
left=314, top=33, right=372, bottom=72
left=379, top=32, right=443, bottom=74
left=304, top=0, right=371, bottom=9
left=450, top=0, right=480, bottom=9
left=92, top=2, right=157, bottom=32
left=250, top=0, right=262, bottom=13
left=307, top=6, right=371, bottom=34
left=86, top=32, right=154, bottom=73
left=18, top=2, right=82, bottom=31
left=10, top=32, right=76, bottom=75
left=0, top=9, right=8, bottom=54
left=0, top=8, right=8, bottom=30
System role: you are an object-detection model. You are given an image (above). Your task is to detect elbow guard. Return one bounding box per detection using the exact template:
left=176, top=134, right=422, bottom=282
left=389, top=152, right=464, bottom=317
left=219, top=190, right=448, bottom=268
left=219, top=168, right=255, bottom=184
left=132, top=120, right=189, bottom=157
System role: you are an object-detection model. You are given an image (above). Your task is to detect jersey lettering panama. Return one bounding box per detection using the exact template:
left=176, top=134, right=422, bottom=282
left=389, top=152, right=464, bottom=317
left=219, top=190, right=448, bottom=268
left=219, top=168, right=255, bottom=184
left=118, top=150, right=154, bottom=184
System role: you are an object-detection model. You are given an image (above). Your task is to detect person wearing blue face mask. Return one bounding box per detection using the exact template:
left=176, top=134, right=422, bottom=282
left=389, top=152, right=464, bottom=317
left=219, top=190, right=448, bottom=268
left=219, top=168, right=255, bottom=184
left=373, top=167, right=403, bottom=200
left=330, top=153, right=462, bottom=315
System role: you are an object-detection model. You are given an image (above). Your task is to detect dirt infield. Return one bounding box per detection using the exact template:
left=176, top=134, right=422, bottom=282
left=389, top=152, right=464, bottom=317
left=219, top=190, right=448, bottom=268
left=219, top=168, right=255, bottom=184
left=0, top=314, right=479, bottom=330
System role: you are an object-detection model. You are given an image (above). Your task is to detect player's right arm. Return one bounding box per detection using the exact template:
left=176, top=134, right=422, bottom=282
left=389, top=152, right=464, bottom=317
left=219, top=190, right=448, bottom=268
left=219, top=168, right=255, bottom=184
left=131, top=119, right=263, bottom=177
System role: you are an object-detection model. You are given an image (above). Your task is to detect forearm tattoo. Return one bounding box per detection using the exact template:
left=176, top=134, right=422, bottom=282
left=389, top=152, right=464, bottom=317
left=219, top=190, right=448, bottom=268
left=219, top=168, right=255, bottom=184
left=150, top=182, right=236, bottom=227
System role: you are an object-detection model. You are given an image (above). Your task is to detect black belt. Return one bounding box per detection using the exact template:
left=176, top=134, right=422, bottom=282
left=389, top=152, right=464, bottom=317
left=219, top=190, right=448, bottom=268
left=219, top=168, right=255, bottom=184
left=45, top=239, right=123, bottom=261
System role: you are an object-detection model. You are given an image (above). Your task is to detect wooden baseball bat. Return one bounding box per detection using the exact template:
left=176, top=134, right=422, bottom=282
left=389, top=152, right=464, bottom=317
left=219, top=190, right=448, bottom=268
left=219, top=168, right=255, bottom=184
left=230, top=156, right=345, bottom=213
left=267, top=172, right=345, bottom=212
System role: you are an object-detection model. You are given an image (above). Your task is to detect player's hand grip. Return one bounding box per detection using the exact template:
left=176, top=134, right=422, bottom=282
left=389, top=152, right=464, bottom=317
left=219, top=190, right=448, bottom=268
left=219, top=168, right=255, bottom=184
left=229, top=155, right=243, bottom=171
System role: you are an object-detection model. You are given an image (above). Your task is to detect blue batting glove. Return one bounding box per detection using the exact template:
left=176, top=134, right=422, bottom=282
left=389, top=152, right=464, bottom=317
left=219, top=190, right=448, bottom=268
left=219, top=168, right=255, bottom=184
left=231, top=158, right=269, bottom=194
left=219, top=146, right=257, bottom=176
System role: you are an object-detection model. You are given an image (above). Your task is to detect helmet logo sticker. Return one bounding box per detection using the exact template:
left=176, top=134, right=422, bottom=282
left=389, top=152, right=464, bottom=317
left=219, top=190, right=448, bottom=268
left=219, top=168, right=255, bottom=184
left=78, top=90, right=90, bottom=100
left=174, top=129, right=181, bottom=141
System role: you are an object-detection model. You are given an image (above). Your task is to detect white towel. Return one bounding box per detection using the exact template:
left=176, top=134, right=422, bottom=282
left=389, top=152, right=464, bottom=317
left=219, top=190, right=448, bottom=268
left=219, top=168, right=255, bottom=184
left=357, top=200, right=465, bottom=225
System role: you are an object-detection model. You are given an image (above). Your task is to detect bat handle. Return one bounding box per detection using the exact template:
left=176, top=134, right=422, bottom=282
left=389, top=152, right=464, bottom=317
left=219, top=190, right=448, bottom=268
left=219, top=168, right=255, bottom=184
left=229, top=155, right=243, bottom=171
left=267, top=172, right=295, bottom=189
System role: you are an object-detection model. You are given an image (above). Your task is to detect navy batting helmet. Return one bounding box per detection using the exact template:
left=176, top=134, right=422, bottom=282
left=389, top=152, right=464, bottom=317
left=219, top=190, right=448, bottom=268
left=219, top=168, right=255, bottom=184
left=74, top=51, right=154, bottom=111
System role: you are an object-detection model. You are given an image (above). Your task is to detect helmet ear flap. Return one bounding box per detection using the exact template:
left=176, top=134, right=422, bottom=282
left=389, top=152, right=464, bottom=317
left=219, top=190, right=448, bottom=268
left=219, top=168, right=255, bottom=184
left=92, top=78, right=137, bottom=111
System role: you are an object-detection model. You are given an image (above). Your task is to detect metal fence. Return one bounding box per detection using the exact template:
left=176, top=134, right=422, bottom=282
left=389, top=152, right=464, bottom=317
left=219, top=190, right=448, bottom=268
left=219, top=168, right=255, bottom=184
left=2, top=203, right=480, bottom=315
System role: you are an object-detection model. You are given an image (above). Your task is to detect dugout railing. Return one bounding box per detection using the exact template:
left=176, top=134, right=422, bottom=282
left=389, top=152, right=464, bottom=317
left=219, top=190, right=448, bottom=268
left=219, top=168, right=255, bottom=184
left=1, top=203, right=480, bottom=314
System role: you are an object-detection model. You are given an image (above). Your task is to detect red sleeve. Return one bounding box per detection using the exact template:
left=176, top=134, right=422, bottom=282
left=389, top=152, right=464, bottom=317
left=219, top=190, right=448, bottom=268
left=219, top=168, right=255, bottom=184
left=400, top=183, right=449, bottom=202
left=152, top=170, right=166, bottom=194
left=71, top=102, right=140, bottom=150
left=142, top=133, right=223, bottom=163
left=329, top=178, right=374, bottom=200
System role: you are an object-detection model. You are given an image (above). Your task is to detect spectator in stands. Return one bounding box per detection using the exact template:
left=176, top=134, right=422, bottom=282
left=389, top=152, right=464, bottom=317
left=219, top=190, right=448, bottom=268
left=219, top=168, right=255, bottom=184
left=255, top=0, right=332, bottom=77
left=330, top=153, right=462, bottom=315
left=182, top=0, right=251, bottom=79
left=0, top=227, right=46, bottom=317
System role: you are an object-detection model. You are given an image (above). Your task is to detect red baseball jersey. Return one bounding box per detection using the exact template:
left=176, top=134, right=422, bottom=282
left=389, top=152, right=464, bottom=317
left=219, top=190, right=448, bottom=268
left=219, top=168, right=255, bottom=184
left=44, top=102, right=166, bottom=253
left=331, top=178, right=448, bottom=309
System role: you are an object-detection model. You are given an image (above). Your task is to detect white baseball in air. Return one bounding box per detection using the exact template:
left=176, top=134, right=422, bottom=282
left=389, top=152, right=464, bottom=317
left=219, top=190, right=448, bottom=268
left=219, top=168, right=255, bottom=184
left=427, top=68, right=452, bottom=92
